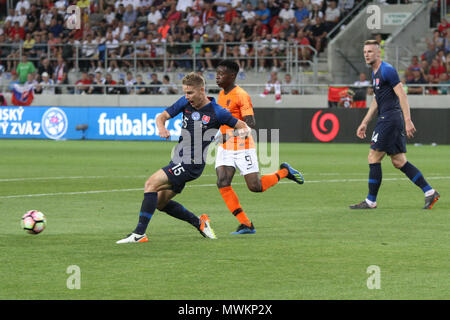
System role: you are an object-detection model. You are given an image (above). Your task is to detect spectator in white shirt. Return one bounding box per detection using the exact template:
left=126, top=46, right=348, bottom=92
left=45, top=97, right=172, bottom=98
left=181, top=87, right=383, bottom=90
left=23, top=73, right=38, bottom=92
left=82, top=34, right=99, bottom=71
left=112, top=20, right=130, bottom=41
left=187, top=9, right=201, bottom=28
left=353, top=72, right=370, bottom=87
left=278, top=1, right=295, bottom=23
left=16, top=7, right=28, bottom=27
left=147, top=6, right=162, bottom=25
left=281, top=73, right=299, bottom=94
left=15, top=0, right=30, bottom=14
left=242, top=3, right=256, bottom=21
left=115, top=0, right=136, bottom=10
left=215, top=0, right=232, bottom=16
left=310, top=0, right=324, bottom=7
left=324, top=0, right=340, bottom=32
left=159, top=75, right=178, bottom=95
left=338, top=0, right=355, bottom=16
left=125, top=71, right=135, bottom=94
left=177, top=0, right=194, bottom=12
left=35, top=72, right=55, bottom=94
left=5, top=8, right=16, bottom=24
left=40, top=7, right=53, bottom=25
left=105, top=33, right=120, bottom=72
left=54, top=0, right=66, bottom=11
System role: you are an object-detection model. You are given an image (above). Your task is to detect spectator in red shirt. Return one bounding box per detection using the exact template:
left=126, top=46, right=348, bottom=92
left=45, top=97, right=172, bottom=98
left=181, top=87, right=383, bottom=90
left=167, top=3, right=182, bottom=24
left=254, top=19, right=269, bottom=37
left=75, top=71, right=92, bottom=94
left=10, top=21, right=25, bottom=40
left=437, top=17, right=449, bottom=36
left=271, top=17, right=285, bottom=37
left=2, top=20, right=13, bottom=39
left=104, top=73, right=118, bottom=94
left=224, top=3, right=238, bottom=25
left=201, top=2, right=216, bottom=25
left=428, top=58, right=447, bottom=83
left=295, top=29, right=311, bottom=60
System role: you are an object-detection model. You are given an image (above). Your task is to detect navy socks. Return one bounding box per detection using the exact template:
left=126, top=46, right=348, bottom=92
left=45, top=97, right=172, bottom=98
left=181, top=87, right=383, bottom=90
left=134, top=192, right=202, bottom=235
left=160, top=200, right=201, bottom=229
left=400, top=161, right=432, bottom=193
left=134, top=192, right=157, bottom=235
left=367, top=163, right=382, bottom=203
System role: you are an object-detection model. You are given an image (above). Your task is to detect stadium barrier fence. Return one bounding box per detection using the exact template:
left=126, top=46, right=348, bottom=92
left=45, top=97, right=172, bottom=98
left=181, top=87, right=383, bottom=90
left=0, top=105, right=448, bottom=144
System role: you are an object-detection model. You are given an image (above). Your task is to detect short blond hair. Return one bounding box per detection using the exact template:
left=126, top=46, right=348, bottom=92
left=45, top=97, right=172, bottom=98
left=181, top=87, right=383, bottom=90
left=182, top=72, right=205, bottom=88
left=364, top=40, right=379, bottom=47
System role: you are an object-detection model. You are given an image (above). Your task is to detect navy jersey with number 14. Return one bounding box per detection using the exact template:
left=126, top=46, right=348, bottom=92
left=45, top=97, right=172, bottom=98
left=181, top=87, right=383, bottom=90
left=370, top=61, right=407, bottom=155
left=372, top=61, right=401, bottom=116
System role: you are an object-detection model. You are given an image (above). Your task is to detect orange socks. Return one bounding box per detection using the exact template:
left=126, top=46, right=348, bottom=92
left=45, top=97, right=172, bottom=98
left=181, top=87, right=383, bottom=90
left=219, top=186, right=252, bottom=227
left=260, top=168, right=288, bottom=192
left=218, top=169, right=288, bottom=226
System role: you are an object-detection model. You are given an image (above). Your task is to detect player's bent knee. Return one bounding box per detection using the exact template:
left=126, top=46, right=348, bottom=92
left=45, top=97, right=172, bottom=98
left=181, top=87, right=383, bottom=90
left=392, top=158, right=406, bottom=169
left=156, top=200, right=169, bottom=211
left=247, top=182, right=262, bottom=193
left=144, top=179, right=159, bottom=193
left=217, top=177, right=231, bottom=189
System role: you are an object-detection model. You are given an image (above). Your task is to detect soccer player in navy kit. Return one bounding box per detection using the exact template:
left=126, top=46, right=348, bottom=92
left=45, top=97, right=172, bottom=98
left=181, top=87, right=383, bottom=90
left=350, top=40, right=440, bottom=210
left=117, top=73, right=251, bottom=243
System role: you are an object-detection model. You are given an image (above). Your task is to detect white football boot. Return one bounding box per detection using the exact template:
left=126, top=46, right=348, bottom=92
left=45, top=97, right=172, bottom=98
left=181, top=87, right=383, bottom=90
left=198, top=215, right=217, bottom=239
left=116, top=232, right=149, bottom=244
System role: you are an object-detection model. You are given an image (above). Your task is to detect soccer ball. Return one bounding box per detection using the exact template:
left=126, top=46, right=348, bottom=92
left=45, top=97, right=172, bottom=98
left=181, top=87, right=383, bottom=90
left=21, top=210, right=47, bottom=234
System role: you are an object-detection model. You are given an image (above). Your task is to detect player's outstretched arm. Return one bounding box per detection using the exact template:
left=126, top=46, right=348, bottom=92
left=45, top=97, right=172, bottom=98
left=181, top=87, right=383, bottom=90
left=156, top=110, right=171, bottom=139
left=233, top=119, right=252, bottom=139
left=243, top=115, right=256, bottom=129
left=215, top=115, right=256, bottom=144
left=393, top=82, right=416, bottom=138
left=356, top=98, right=378, bottom=139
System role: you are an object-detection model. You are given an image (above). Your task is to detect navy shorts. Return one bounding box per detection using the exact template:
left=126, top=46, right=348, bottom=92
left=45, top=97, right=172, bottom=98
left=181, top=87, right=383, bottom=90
left=370, top=114, right=407, bottom=155
left=161, top=161, right=205, bottom=194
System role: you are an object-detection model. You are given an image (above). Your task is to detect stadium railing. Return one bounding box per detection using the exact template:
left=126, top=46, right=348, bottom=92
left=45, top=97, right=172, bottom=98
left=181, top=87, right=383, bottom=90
left=0, top=41, right=318, bottom=80
left=2, top=83, right=448, bottom=96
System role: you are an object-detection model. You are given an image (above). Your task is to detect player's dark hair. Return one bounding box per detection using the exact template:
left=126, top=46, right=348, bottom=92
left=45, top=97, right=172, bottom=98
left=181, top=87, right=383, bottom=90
left=218, top=60, right=239, bottom=75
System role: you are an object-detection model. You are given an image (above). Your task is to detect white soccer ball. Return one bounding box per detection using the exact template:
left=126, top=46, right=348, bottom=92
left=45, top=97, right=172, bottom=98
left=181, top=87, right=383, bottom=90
left=21, top=210, right=47, bottom=235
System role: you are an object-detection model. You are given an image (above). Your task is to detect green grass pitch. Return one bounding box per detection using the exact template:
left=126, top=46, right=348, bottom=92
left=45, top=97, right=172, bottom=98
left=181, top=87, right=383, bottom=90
left=0, top=139, right=448, bottom=299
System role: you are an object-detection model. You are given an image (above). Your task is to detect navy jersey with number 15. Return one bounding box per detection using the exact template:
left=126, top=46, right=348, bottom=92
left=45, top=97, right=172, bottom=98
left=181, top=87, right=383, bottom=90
left=372, top=61, right=401, bottom=116
left=165, top=96, right=238, bottom=166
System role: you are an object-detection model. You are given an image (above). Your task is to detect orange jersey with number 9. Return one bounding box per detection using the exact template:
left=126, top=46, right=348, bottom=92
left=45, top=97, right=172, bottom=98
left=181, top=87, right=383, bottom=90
left=218, top=86, right=255, bottom=150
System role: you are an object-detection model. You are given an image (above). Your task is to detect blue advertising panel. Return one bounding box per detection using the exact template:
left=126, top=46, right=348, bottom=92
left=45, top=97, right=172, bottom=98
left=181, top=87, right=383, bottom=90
left=0, top=106, right=182, bottom=141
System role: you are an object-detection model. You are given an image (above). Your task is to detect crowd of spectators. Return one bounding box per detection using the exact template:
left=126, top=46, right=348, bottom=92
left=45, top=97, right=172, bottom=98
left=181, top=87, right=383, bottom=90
left=404, top=18, right=450, bottom=95
left=0, top=0, right=448, bottom=97
left=0, top=0, right=359, bottom=78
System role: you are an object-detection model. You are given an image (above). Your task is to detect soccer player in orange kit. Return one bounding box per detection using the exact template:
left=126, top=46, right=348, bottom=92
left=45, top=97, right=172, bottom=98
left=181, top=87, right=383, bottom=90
left=215, top=60, right=304, bottom=234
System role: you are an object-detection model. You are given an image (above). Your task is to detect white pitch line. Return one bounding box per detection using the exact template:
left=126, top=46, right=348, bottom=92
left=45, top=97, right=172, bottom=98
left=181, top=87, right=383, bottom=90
left=0, top=188, right=143, bottom=199
left=0, top=172, right=446, bottom=182
left=0, top=176, right=448, bottom=199
left=0, top=175, right=148, bottom=182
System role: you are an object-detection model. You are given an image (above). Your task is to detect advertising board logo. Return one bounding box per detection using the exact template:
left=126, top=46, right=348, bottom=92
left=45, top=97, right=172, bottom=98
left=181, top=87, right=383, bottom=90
left=41, top=107, right=68, bottom=140
left=311, top=111, right=339, bottom=142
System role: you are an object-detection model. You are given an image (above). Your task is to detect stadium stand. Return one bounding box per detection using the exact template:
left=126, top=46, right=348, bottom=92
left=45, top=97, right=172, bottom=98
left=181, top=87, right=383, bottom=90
left=0, top=0, right=448, bottom=98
